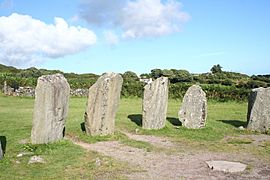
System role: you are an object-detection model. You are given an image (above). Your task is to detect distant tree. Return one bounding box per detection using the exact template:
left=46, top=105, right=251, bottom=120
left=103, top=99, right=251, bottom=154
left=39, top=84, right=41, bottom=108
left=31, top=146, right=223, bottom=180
left=210, top=64, right=223, bottom=74
left=150, top=69, right=162, bottom=79
left=161, top=69, right=174, bottom=78
left=170, top=69, right=193, bottom=83
left=122, top=71, right=139, bottom=81
left=19, top=67, right=42, bottom=78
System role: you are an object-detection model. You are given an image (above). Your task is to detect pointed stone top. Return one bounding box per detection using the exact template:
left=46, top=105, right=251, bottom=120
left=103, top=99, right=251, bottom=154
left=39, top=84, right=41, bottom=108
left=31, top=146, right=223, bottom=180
left=100, top=72, right=122, bottom=80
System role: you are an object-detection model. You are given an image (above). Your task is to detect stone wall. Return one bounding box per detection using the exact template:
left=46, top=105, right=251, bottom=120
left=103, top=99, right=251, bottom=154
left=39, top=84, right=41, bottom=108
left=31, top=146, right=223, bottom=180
left=2, top=83, right=88, bottom=97
left=70, top=88, right=89, bottom=97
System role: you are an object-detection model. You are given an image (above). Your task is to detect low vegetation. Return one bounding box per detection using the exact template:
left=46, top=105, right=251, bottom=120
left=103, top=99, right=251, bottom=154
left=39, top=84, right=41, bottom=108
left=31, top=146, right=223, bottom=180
left=1, top=94, right=270, bottom=179
left=0, top=64, right=269, bottom=101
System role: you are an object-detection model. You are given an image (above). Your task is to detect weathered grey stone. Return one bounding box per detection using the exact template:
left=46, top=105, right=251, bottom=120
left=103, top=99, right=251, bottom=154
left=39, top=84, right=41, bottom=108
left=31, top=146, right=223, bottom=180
left=84, top=72, right=123, bottom=136
left=0, top=141, right=3, bottom=160
left=142, top=77, right=169, bottom=129
left=28, top=156, right=45, bottom=164
left=178, top=85, right=207, bottom=129
left=206, top=160, right=247, bottom=173
left=31, top=74, right=70, bottom=144
left=247, top=87, right=270, bottom=133
left=3, top=81, right=14, bottom=96
left=14, top=86, right=35, bottom=97
left=3, top=81, right=7, bottom=94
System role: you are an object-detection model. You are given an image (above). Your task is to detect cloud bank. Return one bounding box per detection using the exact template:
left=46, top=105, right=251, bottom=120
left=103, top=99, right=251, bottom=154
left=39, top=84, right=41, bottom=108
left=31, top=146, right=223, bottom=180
left=79, top=0, right=190, bottom=41
left=0, top=13, right=97, bottom=66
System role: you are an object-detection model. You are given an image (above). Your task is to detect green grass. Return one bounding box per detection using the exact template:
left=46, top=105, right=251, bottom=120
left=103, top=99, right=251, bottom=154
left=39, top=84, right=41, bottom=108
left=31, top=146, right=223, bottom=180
left=0, top=95, right=135, bottom=179
left=0, top=94, right=269, bottom=179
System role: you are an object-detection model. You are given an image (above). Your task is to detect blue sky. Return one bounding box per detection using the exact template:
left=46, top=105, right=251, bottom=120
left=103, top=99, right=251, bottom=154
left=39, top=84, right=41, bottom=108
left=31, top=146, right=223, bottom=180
left=0, top=0, right=269, bottom=75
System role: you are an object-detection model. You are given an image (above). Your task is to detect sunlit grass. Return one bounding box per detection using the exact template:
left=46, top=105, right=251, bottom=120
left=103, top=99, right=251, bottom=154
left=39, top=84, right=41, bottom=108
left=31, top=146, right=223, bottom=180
left=0, top=94, right=269, bottom=179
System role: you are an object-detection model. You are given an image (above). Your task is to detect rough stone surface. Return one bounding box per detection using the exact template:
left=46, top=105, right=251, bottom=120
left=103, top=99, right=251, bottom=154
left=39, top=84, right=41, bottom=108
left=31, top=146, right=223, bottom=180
left=142, top=77, right=169, bottom=129
left=3, top=81, right=14, bottom=96
left=70, top=88, right=89, bottom=97
left=84, top=72, right=123, bottom=136
left=3, top=81, right=7, bottom=94
left=0, top=141, right=3, bottom=160
left=178, top=85, right=207, bottom=129
left=206, top=160, right=247, bottom=173
left=247, top=87, right=270, bottom=133
left=31, top=74, right=70, bottom=144
left=14, top=86, right=35, bottom=97
left=28, top=156, right=45, bottom=164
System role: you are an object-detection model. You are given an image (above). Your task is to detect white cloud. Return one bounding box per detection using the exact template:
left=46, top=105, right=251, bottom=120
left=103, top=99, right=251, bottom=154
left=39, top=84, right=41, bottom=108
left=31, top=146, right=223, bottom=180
left=121, top=0, right=190, bottom=38
left=79, top=0, right=190, bottom=39
left=103, top=30, right=119, bottom=45
left=0, top=13, right=97, bottom=66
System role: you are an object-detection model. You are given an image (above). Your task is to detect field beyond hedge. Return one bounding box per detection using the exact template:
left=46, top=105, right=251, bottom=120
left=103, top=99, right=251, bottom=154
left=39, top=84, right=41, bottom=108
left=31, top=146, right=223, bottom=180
left=0, top=94, right=270, bottom=179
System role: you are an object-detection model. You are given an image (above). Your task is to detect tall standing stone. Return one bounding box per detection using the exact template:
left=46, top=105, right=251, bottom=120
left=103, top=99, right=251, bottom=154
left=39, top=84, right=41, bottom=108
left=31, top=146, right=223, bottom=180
left=179, top=85, right=207, bottom=129
left=0, top=141, right=3, bottom=160
left=3, top=81, right=7, bottom=95
left=31, top=74, right=70, bottom=144
left=247, top=87, right=270, bottom=133
left=84, top=72, right=123, bottom=136
left=142, top=77, right=169, bottom=129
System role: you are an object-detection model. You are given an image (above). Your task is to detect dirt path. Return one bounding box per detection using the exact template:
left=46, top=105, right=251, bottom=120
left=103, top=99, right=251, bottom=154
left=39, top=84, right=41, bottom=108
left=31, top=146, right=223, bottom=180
left=67, top=134, right=270, bottom=179
left=122, top=131, right=175, bottom=148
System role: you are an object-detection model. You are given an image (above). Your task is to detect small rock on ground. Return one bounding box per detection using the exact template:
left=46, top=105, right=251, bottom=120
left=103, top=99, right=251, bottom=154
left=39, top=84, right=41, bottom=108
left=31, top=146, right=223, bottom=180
left=17, top=152, right=34, bottom=157
left=28, top=156, right=45, bottom=164
left=206, top=160, right=247, bottom=173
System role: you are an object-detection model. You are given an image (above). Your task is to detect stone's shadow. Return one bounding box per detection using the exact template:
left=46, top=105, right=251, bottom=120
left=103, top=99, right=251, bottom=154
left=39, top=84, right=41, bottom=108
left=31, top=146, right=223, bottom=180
left=128, top=114, right=142, bottom=127
left=62, top=127, right=66, bottom=137
left=218, top=120, right=247, bottom=128
left=80, top=122, right=86, bottom=132
left=0, top=136, right=7, bottom=154
left=167, top=117, right=182, bottom=126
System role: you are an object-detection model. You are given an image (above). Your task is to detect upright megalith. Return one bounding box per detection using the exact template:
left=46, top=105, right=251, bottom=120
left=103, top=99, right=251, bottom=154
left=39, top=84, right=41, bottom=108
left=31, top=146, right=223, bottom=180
left=31, top=74, right=70, bottom=144
left=0, top=141, right=3, bottom=160
left=84, top=72, right=123, bottom=136
left=3, top=81, right=7, bottom=95
left=179, top=85, right=207, bottom=129
left=247, top=87, right=270, bottom=133
left=142, top=77, right=169, bottom=129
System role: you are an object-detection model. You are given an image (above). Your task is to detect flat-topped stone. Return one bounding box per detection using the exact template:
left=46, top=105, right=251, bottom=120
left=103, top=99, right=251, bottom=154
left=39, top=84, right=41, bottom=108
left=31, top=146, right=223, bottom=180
left=206, top=160, right=247, bottom=173
left=142, top=77, right=169, bottom=129
left=247, top=87, right=270, bottom=133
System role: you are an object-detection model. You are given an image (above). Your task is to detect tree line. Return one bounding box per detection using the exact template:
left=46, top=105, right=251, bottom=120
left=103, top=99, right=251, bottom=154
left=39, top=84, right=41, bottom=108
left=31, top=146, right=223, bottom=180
left=0, top=64, right=269, bottom=101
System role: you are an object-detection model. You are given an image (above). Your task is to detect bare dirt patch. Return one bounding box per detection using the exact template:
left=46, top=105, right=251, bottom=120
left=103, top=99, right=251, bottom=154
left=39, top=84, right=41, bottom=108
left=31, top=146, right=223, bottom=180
left=122, top=131, right=175, bottom=148
left=67, top=134, right=270, bottom=179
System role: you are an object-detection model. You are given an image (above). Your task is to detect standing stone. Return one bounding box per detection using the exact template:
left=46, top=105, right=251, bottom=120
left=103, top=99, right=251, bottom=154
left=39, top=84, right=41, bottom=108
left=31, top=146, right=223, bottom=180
left=3, top=81, right=7, bottom=95
left=31, top=74, right=70, bottom=144
left=0, top=141, right=3, bottom=160
left=247, top=87, right=270, bottom=133
left=178, top=85, right=207, bottom=129
left=84, top=72, right=123, bottom=136
left=142, top=77, right=169, bottom=129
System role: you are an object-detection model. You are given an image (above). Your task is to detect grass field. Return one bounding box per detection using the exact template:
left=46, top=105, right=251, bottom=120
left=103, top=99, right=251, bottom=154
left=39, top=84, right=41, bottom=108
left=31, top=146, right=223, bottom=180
left=0, top=94, right=269, bottom=179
